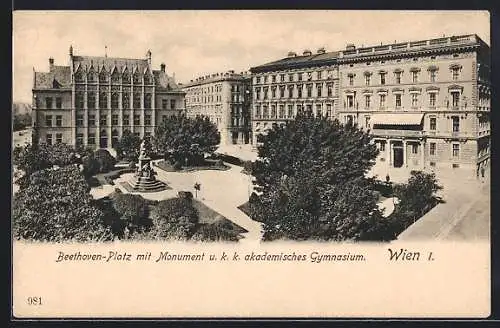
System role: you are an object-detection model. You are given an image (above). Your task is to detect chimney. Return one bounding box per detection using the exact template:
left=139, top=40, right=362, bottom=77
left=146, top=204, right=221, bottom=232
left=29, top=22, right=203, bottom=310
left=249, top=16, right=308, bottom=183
left=287, top=51, right=297, bottom=57
left=303, top=49, right=312, bottom=56
left=146, top=50, right=152, bottom=65
left=69, top=45, right=73, bottom=56
left=49, top=57, right=54, bottom=71
left=317, top=47, right=326, bottom=54
left=160, top=63, right=166, bottom=72
left=346, top=43, right=356, bottom=51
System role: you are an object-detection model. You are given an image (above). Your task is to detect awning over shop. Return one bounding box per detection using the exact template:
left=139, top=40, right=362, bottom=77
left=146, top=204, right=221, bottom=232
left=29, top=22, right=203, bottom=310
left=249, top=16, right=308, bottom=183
left=371, top=113, right=424, bottom=126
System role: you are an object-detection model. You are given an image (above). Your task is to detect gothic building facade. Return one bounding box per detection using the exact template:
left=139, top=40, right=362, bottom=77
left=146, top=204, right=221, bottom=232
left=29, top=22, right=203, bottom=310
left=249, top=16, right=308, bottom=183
left=32, top=47, right=185, bottom=149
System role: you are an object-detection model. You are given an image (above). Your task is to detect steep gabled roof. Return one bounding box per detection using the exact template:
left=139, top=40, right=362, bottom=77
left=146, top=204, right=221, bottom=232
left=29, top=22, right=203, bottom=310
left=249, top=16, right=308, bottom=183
left=34, top=66, right=71, bottom=89
left=71, top=55, right=149, bottom=73
left=153, top=70, right=183, bottom=92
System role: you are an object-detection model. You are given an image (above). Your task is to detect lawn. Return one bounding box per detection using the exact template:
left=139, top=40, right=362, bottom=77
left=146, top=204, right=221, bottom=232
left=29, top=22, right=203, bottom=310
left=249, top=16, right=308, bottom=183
left=192, top=199, right=247, bottom=234
left=155, top=160, right=230, bottom=173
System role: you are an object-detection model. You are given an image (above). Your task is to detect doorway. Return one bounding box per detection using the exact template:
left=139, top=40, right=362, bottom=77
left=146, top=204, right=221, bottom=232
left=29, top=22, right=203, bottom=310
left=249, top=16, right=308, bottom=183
left=393, top=147, right=403, bottom=168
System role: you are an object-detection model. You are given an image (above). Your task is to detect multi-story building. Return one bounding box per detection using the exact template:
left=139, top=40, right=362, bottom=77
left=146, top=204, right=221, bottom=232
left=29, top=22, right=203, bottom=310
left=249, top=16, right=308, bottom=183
left=249, top=48, right=340, bottom=145
left=182, top=71, right=252, bottom=145
left=337, top=34, right=490, bottom=177
left=32, top=46, right=185, bottom=149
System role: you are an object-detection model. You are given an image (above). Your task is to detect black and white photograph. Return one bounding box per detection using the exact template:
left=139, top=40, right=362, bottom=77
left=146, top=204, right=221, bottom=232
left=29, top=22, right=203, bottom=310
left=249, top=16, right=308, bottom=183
left=11, top=10, right=491, bottom=318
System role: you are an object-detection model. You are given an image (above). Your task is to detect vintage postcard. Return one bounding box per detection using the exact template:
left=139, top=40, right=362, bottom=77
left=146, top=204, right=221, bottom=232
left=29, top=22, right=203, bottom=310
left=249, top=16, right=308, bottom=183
left=11, top=10, right=491, bottom=318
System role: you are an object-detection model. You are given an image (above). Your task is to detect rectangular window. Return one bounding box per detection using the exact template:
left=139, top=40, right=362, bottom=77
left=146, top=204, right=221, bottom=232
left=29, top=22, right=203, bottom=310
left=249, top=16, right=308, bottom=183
left=316, top=104, right=322, bottom=117
left=88, top=115, right=95, bottom=126
left=365, top=116, right=370, bottom=129
left=327, top=83, right=333, bottom=97
left=162, top=115, right=168, bottom=122
left=365, top=95, right=371, bottom=108
left=289, top=74, right=294, bottom=82
left=451, top=91, right=460, bottom=107
left=298, top=73, right=303, bottom=81
left=307, top=85, right=312, bottom=98
left=263, top=105, right=269, bottom=117
left=280, top=74, right=285, bottom=82
left=264, top=88, right=269, bottom=99
left=430, top=142, right=436, bottom=155
left=111, top=93, right=119, bottom=109
left=412, top=71, right=419, bottom=83
left=45, top=115, right=52, bottom=127
left=56, top=97, right=62, bottom=109
left=56, top=115, right=62, bottom=127
left=287, top=105, right=293, bottom=118
left=279, top=87, right=285, bottom=98
left=395, top=72, right=402, bottom=84
left=429, top=93, right=436, bottom=106
left=430, top=70, right=437, bottom=82
left=123, top=114, right=130, bottom=125
left=133, top=93, right=141, bottom=109
left=365, top=75, right=371, bottom=86
left=411, top=93, right=419, bottom=107
left=279, top=105, right=285, bottom=118
left=452, top=144, right=459, bottom=157
left=297, top=104, right=303, bottom=115
left=76, top=114, right=84, bottom=126
left=412, top=144, right=418, bottom=154
left=256, top=76, right=261, bottom=84
left=100, top=114, right=107, bottom=126
left=380, top=142, right=386, bottom=152
left=271, top=105, right=277, bottom=118
left=452, top=68, right=460, bottom=81
left=134, top=115, right=140, bottom=125
left=452, top=116, right=460, bottom=132
left=112, top=114, right=119, bottom=125
left=379, top=94, right=386, bottom=108
left=56, top=133, right=62, bottom=144
left=348, top=75, right=354, bottom=86
left=395, top=94, right=402, bottom=108
left=347, top=95, right=354, bottom=108
left=144, top=94, right=152, bottom=109
left=162, top=99, right=168, bottom=109
left=316, top=84, right=322, bottom=97
left=76, top=92, right=85, bottom=109
left=88, top=133, right=95, bottom=145
left=45, top=97, right=53, bottom=109
left=46, top=134, right=52, bottom=145
left=99, top=92, right=108, bottom=109
left=122, top=92, right=130, bottom=109
left=380, top=73, right=386, bottom=85
left=170, top=99, right=176, bottom=110
left=297, top=86, right=302, bottom=98
left=326, top=104, right=332, bottom=117
left=271, top=88, right=276, bottom=98
left=430, top=117, right=436, bottom=130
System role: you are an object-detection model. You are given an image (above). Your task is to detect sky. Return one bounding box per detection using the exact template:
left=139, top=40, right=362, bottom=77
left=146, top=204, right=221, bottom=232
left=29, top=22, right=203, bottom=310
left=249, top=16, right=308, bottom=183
left=13, top=10, right=490, bottom=103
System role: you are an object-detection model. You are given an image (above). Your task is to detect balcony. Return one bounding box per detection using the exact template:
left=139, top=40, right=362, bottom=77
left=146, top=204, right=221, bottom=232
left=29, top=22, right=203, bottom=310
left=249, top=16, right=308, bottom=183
left=371, top=128, right=424, bottom=138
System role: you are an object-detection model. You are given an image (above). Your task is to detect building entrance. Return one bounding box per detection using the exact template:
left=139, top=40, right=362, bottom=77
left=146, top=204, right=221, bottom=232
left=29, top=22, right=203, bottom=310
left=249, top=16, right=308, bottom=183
left=393, top=146, right=404, bottom=168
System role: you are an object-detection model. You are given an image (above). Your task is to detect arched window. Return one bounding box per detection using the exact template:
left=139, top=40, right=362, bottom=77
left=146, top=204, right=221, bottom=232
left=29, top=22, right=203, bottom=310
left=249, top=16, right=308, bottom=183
left=133, top=71, right=142, bottom=84
left=87, top=69, right=96, bottom=83
left=122, top=70, right=131, bottom=84
left=111, top=92, right=119, bottom=109
left=99, top=69, right=108, bottom=83
left=75, top=71, right=84, bottom=83
left=111, top=71, right=120, bottom=84
left=144, top=93, right=152, bottom=109
left=144, top=73, right=153, bottom=85
left=99, top=91, right=108, bottom=109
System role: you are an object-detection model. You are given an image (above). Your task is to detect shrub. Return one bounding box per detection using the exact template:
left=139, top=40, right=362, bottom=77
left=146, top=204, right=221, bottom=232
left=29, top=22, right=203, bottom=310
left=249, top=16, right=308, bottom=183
left=111, top=193, right=150, bottom=235
left=178, top=191, right=193, bottom=200
left=94, top=149, right=116, bottom=173
left=191, top=223, right=239, bottom=242
left=128, top=161, right=136, bottom=169
left=173, top=161, right=182, bottom=170
left=149, top=198, right=199, bottom=240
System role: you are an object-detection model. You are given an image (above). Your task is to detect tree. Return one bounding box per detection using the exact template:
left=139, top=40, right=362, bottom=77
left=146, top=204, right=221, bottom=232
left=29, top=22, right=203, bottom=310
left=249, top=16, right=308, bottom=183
left=251, top=116, right=385, bottom=241
left=12, top=166, right=113, bottom=242
left=149, top=198, right=199, bottom=240
left=111, top=193, right=150, bottom=235
left=94, top=149, right=116, bottom=173
left=115, top=130, right=141, bottom=162
left=153, top=115, right=220, bottom=166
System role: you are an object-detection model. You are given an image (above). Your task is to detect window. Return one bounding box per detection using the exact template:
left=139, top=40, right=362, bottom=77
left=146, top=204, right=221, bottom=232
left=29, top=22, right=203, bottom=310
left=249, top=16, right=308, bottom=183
left=452, top=144, right=459, bottom=157
left=412, top=144, right=418, bottom=154
left=88, top=133, right=95, bottom=145
left=298, top=73, right=303, bottom=81
left=395, top=94, right=402, bottom=108
left=279, top=105, right=285, bottom=118
left=145, top=115, right=151, bottom=125
left=347, top=95, right=354, bottom=108
left=99, top=71, right=108, bottom=83
left=288, top=85, right=294, bottom=98
left=365, top=75, right=371, bottom=86
left=56, top=97, right=62, bottom=109
left=271, top=87, right=276, bottom=98
left=134, top=115, right=140, bottom=125
left=430, top=117, right=436, bottom=130
left=56, top=133, right=62, bottom=144
left=452, top=68, right=460, bottom=80
left=348, top=75, right=354, bottom=86
left=123, top=114, right=129, bottom=125
left=379, top=94, right=386, bottom=108
left=326, top=104, right=332, bottom=117
left=76, top=114, right=84, bottom=126
left=122, top=92, right=130, bottom=109
left=430, top=142, right=436, bottom=155
left=287, top=105, right=293, bottom=118
left=395, top=71, right=402, bottom=84
left=429, top=93, right=436, bottom=106
left=45, top=97, right=53, bottom=109
left=317, top=71, right=322, bottom=80
left=412, top=71, right=419, bottom=83
left=99, top=92, right=108, bottom=109
left=255, top=106, right=261, bottom=118
left=271, top=105, right=277, bottom=118
left=411, top=93, right=419, bottom=107
left=365, top=95, right=371, bottom=108
left=46, top=134, right=52, bottom=145
left=451, top=91, right=460, bottom=107
left=88, top=115, right=95, bottom=126
left=263, top=105, right=269, bottom=118
left=100, top=114, right=107, bottom=126
left=144, top=93, right=152, bottom=109
left=327, top=83, right=333, bottom=97
left=452, top=116, right=460, bottom=132
left=76, top=92, right=85, bottom=109
left=112, top=114, right=118, bottom=125
left=430, top=70, right=437, bottom=82
left=279, top=87, right=285, bottom=98
left=111, top=92, right=119, bottom=109
left=56, top=115, right=62, bottom=127
left=316, top=84, right=322, bottom=97
left=380, top=73, right=386, bottom=85
left=307, top=85, right=312, bottom=97
left=133, top=92, right=141, bottom=109
left=316, top=104, right=322, bottom=117
left=272, top=75, right=276, bottom=83
left=365, top=116, right=370, bottom=129
left=264, top=87, right=269, bottom=99
left=280, top=74, right=285, bottom=82
left=76, top=133, right=84, bottom=146
left=380, top=142, right=386, bottom=152
left=297, top=104, right=303, bottom=115
left=289, top=74, right=294, bottom=82
left=297, top=85, right=302, bottom=98
left=45, top=115, right=52, bottom=127
left=256, top=76, right=261, bottom=84
left=133, top=72, right=142, bottom=84
left=162, top=115, right=168, bottom=122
